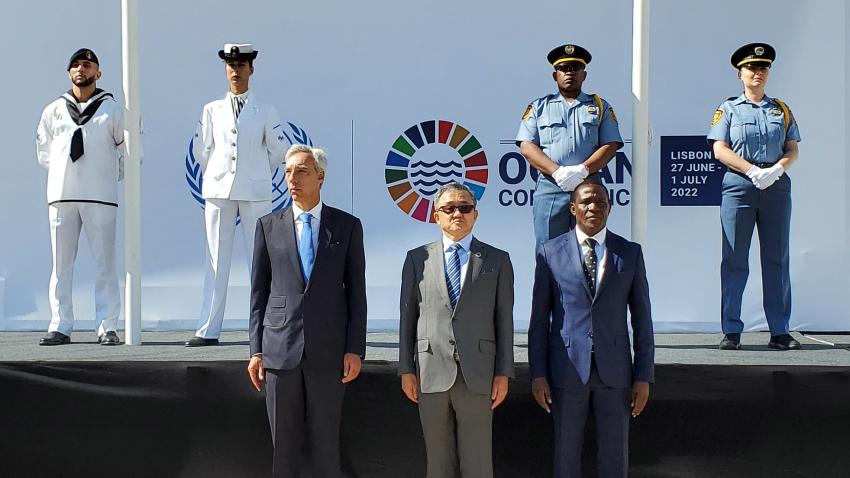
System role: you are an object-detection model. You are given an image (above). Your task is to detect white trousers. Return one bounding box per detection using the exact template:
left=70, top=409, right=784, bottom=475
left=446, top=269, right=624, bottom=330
left=195, top=198, right=271, bottom=338
left=47, top=202, right=120, bottom=336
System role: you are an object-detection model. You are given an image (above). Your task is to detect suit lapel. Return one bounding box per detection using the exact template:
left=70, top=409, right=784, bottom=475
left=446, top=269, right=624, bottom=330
left=305, top=204, right=332, bottom=292
left=564, top=230, right=593, bottom=299
left=594, top=232, right=617, bottom=299
left=280, top=207, right=306, bottom=290
left=456, top=237, right=485, bottom=309
left=237, top=93, right=257, bottom=125
left=426, top=241, right=451, bottom=307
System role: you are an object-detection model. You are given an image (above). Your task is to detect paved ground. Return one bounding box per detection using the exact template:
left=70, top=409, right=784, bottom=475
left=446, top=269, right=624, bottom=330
left=2, top=331, right=849, bottom=365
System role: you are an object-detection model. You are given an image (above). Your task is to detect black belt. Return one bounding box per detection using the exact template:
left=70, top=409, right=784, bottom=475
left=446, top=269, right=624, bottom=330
left=731, top=162, right=776, bottom=180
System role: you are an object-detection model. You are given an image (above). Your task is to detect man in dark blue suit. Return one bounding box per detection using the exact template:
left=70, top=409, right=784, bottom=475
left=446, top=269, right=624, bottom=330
left=247, top=144, right=367, bottom=478
left=528, top=178, right=654, bottom=478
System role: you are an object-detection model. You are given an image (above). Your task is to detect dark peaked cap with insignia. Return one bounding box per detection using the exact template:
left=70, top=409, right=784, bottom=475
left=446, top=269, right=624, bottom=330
left=547, top=44, right=592, bottom=67
left=67, top=48, right=99, bottom=70
left=731, top=42, right=776, bottom=68
left=218, top=43, right=259, bottom=61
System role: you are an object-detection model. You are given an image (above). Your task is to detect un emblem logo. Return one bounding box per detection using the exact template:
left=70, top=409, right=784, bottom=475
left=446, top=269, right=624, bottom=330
left=385, top=120, right=488, bottom=222
left=185, top=122, right=313, bottom=222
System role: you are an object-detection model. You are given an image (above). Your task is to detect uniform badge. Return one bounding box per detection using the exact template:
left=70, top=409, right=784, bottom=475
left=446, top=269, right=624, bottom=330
left=85, top=50, right=92, bottom=60
left=565, top=45, right=575, bottom=54
left=587, top=105, right=598, bottom=115
left=521, top=104, right=533, bottom=121
left=754, top=46, right=765, bottom=56
left=711, top=108, right=724, bottom=125
left=771, top=108, right=782, bottom=116
left=608, top=107, right=618, bottom=124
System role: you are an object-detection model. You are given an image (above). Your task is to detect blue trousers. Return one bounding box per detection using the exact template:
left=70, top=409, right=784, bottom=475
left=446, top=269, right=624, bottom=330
left=533, top=177, right=575, bottom=247
left=720, top=171, right=792, bottom=335
left=551, top=359, right=630, bottom=478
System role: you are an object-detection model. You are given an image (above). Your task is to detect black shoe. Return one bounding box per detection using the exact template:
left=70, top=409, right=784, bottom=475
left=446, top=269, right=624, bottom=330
left=719, top=333, right=741, bottom=350
left=39, top=331, right=71, bottom=346
left=768, top=334, right=801, bottom=350
left=98, top=331, right=121, bottom=346
left=185, top=337, right=219, bottom=347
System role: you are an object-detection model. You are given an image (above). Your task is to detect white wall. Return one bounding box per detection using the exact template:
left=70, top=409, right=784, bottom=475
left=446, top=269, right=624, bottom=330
left=0, top=0, right=846, bottom=332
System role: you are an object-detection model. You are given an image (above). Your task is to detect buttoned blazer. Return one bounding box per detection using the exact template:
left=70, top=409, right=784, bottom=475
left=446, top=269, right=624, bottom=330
left=193, top=91, right=287, bottom=201
left=528, top=229, right=654, bottom=389
left=399, top=238, right=515, bottom=395
left=249, top=204, right=367, bottom=372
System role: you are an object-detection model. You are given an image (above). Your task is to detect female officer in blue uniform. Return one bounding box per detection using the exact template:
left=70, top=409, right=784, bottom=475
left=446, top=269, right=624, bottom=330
left=707, top=43, right=801, bottom=351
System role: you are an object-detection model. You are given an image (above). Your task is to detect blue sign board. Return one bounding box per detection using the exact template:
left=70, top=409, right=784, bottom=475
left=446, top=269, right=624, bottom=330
left=660, top=135, right=726, bottom=206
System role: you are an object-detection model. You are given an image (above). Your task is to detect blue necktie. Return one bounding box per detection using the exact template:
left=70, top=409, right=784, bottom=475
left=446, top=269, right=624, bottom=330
left=298, top=212, right=314, bottom=282
left=445, top=243, right=462, bottom=307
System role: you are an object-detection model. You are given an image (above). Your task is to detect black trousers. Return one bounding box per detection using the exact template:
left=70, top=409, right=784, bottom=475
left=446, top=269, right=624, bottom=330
left=265, top=364, right=346, bottom=478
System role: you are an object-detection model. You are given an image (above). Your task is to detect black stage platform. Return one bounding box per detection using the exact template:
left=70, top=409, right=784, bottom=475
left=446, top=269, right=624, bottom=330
left=2, top=359, right=849, bottom=478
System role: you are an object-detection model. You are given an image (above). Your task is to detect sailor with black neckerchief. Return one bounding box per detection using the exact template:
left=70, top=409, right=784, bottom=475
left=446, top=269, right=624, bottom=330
left=36, top=48, right=126, bottom=346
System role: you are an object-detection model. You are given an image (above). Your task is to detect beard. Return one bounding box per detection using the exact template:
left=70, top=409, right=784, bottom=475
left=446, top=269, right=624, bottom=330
left=72, top=76, right=96, bottom=88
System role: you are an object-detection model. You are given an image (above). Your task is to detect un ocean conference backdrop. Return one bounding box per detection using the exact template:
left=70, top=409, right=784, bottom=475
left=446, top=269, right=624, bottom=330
left=1, top=0, right=848, bottom=332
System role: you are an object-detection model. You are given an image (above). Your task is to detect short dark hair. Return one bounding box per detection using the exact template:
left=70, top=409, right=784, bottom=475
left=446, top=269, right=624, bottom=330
left=570, top=174, right=609, bottom=203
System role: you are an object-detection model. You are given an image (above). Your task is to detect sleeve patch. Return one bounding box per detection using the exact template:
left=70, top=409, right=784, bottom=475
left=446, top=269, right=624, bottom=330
left=521, top=104, right=533, bottom=121
left=711, top=109, right=724, bottom=126
left=608, top=106, right=618, bottom=124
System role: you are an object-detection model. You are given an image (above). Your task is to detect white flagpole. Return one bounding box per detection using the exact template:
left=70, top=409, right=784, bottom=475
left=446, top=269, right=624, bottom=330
left=122, top=0, right=142, bottom=345
left=631, top=0, right=650, bottom=248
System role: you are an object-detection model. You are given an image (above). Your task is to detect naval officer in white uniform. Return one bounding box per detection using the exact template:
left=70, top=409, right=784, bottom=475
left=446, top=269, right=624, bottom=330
left=187, top=43, right=288, bottom=346
left=36, top=48, right=125, bottom=346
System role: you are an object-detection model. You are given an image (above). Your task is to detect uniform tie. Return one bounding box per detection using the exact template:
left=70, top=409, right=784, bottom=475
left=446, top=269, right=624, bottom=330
left=232, top=96, right=244, bottom=120
left=445, top=243, right=462, bottom=307
left=298, top=213, right=315, bottom=282
left=583, top=238, right=597, bottom=296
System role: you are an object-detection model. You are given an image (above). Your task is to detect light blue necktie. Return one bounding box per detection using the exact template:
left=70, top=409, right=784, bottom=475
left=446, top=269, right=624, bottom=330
left=445, top=243, right=462, bottom=307
left=298, top=212, right=314, bottom=282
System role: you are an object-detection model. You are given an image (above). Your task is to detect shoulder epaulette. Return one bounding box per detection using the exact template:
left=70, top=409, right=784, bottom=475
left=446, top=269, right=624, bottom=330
left=773, top=98, right=791, bottom=133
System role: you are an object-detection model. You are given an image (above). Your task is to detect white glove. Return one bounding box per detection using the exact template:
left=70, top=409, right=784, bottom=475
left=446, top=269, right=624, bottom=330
left=761, top=163, right=785, bottom=188
left=744, top=165, right=770, bottom=190
left=552, top=164, right=589, bottom=192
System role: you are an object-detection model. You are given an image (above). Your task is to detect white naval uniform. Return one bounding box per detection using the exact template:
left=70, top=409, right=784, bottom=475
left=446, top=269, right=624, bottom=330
left=192, top=90, right=287, bottom=338
left=36, top=92, right=125, bottom=336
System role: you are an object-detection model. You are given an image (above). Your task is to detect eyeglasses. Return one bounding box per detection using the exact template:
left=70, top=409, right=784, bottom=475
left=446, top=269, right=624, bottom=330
left=436, top=204, right=475, bottom=214
left=555, top=64, right=585, bottom=73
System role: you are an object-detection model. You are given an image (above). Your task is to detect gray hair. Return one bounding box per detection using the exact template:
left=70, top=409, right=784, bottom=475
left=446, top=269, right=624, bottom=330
left=285, top=144, right=327, bottom=173
left=434, top=182, right=477, bottom=207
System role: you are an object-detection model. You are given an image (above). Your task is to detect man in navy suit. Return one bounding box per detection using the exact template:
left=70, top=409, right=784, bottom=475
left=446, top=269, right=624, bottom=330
left=528, top=177, right=654, bottom=478
left=247, top=144, right=367, bottom=478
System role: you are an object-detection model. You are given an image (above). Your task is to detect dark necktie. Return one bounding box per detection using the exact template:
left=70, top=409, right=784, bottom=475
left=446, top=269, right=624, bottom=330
left=233, top=96, right=244, bottom=120
left=298, top=213, right=314, bottom=282
left=583, top=238, right=598, bottom=296
left=445, top=244, right=462, bottom=307
left=63, top=89, right=112, bottom=162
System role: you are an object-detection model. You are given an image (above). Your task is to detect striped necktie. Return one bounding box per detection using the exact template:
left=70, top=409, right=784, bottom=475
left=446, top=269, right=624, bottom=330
left=445, top=243, right=462, bottom=307
left=232, top=96, right=244, bottom=119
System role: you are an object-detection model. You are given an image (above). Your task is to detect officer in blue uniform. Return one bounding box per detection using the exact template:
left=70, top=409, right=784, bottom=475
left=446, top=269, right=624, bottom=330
left=707, top=42, right=801, bottom=351
left=516, top=44, right=623, bottom=247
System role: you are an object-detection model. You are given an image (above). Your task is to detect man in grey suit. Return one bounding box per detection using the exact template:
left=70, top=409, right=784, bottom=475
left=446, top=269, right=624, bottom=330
left=399, top=182, right=515, bottom=478
left=247, top=144, right=367, bottom=478
left=529, top=177, right=654, bottom=478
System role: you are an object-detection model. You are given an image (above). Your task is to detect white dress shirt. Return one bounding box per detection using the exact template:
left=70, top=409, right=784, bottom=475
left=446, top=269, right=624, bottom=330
left=441, top=233, right=473, bottom=290
left=292, top=201, right=322, bottom=252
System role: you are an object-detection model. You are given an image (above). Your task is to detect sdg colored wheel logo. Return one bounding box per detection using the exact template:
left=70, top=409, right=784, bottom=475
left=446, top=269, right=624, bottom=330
left=385, top=120, right=488, bottom=223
